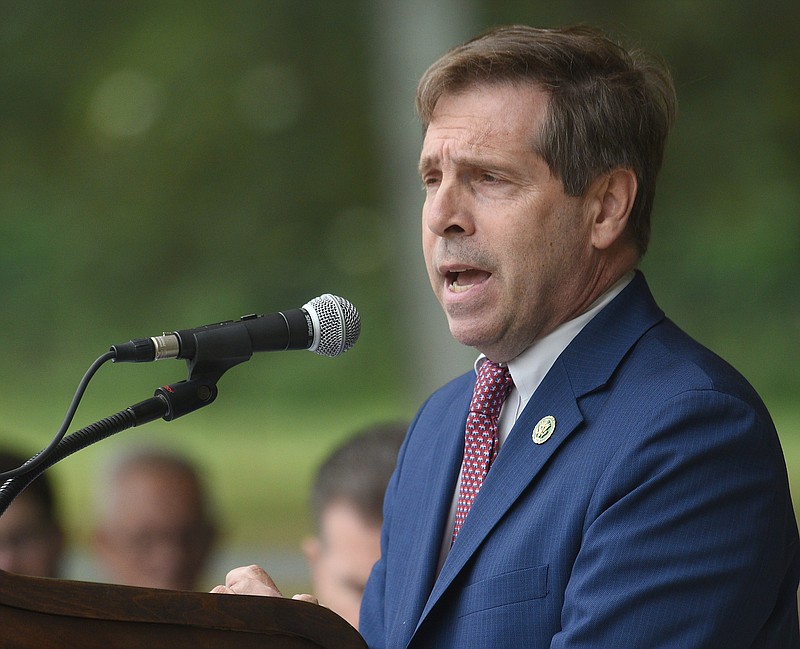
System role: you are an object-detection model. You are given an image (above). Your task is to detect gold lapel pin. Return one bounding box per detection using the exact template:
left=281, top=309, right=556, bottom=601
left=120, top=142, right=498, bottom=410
left=532, top=416, right=556, bottom=444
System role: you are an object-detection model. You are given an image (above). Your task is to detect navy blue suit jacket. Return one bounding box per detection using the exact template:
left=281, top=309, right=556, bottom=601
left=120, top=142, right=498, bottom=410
left=360, top=272, right=799, bottom=648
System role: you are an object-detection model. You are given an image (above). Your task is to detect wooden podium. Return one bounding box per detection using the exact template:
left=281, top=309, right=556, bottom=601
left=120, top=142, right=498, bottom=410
left=0, top=569, right=367, bottom=648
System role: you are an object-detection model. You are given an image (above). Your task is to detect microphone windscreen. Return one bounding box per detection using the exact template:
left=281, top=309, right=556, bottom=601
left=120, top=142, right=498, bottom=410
left=304, top=294, right=360, bottom=357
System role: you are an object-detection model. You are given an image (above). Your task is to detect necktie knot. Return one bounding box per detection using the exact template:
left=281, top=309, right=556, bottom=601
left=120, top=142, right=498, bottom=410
left=470, top=360, right=513, bottom=417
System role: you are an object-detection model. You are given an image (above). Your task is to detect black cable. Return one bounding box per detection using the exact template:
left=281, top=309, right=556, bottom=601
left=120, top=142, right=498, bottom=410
left=0, top=350, right=116, bottom=480
left=0, top=396, right=170, bottom=517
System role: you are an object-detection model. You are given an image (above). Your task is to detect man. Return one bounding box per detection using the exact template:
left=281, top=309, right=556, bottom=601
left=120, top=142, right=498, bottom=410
left=0, top=448, right=65, bottom=578
left=92, top=446, right=217, bottom=591
left=302, top=423, right=406, bottom=628
left=213, top=25, right=799, bottom=647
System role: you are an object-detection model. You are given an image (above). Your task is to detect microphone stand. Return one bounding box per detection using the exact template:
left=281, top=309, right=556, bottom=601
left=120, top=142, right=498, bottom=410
left=0, top=326, right=255, bottom=517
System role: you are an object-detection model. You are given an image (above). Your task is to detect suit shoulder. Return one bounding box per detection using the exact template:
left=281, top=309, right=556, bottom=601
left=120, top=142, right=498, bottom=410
left=634, top=318, right=764, bottom=406
left=419, top=371, right=474, bottom=408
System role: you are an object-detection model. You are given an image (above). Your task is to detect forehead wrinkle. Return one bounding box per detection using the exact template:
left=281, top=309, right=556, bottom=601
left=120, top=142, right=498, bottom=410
left=420, top=84, right=549, bottom=177
left=418, top=121, right=516, bottom=177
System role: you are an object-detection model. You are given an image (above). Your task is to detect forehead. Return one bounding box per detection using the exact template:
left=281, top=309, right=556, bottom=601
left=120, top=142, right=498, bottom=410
left=419, top=83, right=549, bottom=167
left=110, top=465, right=204, bottom=520
left=320, top=501, right=380, bottom=548
left=0, top=496, right=48, bottom=532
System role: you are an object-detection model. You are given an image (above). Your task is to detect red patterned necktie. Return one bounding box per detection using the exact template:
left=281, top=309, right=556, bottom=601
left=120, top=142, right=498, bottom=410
left=452, top=359, right=514, bottom=544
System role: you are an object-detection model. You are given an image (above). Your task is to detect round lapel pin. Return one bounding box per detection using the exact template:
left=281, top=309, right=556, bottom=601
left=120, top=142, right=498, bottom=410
left=532, top=415, right=556, bottom=444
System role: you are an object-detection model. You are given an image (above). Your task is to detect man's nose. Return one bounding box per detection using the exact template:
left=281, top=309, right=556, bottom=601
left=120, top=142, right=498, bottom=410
left=424, top=178, right=475, bottom=238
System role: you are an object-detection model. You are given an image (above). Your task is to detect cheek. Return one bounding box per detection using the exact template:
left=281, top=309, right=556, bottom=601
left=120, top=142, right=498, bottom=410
left=421, top=238, right=442, bottom=288
left=421, top=226, right=436, bottom=260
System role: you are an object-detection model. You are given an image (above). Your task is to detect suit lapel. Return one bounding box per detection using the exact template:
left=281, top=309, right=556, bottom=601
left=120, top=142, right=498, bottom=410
left=389, top=377, right=472, bottom=647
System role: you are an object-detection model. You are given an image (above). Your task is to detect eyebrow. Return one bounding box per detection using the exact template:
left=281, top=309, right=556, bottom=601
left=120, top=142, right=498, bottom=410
left=418, top=151, right=491, bottom=177
left=419, top=149, right=528, bottom=184
left=339, top=575, right=367, bottom=594
left=417, top=155, right=437, bottom=178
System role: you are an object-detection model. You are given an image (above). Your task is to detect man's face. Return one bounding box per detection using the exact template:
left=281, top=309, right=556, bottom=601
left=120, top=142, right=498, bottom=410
left=419, top=83, right=598, bottom=362
left=302, top=501, right=381, bottom=629
left=94, top=465, right=214, bottom=591
left=0, top=495, right=62, bottom=578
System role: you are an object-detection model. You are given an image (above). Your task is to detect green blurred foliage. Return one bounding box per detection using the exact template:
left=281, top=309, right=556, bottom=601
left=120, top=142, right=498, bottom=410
left=1, top=0, right=411, bottom=425
left=1, top=0, right=798, bottom=566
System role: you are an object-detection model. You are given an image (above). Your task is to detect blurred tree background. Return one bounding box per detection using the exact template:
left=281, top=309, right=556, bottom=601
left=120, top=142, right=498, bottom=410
left=1, top=0, right=798, bottom=590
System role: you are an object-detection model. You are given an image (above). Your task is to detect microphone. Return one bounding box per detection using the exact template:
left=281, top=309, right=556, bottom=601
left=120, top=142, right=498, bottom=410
left=111, top=294, right=360, bottom=363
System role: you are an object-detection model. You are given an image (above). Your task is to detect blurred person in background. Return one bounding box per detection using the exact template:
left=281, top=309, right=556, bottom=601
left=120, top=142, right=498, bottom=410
left=91, top=446, right=217, bottom=591
left=302, top=422, right=406, bottom=628
left=0, top=447, right=65, bottom=578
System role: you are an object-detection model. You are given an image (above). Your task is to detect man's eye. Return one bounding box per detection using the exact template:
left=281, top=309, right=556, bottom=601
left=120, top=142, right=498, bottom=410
left=481, top=173, right=500, bottom=183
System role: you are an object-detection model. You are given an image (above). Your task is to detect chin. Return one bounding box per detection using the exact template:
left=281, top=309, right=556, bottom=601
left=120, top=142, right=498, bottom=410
left=447, top=322, right=489, bottom=352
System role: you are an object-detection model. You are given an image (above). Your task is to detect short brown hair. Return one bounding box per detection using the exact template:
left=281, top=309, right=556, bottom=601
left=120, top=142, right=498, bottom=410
left=416, top=24, right=677, bottom=256
left=310, top=423, right=405, bottom=532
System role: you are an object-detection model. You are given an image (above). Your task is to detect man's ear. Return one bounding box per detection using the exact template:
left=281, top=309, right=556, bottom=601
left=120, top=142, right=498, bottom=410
left=587, top=168, right=637, bottom=250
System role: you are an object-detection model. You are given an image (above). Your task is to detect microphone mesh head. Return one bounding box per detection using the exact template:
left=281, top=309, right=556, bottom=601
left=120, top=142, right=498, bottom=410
left=304, top=294, right=360, bottom=357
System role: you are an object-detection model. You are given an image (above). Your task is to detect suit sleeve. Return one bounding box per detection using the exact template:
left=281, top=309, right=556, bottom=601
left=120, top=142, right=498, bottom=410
left=551, top=388, right=800, bottom=648
left=359, top=416, right=412, bottom=649
left=359, top=492, right=390, bottom=649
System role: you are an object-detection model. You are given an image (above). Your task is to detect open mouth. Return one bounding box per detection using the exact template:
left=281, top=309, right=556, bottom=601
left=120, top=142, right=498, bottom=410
left=447, top=268, right=492, bottom=293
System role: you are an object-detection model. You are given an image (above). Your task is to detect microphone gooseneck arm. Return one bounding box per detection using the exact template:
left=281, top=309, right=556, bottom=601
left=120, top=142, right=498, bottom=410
left=0, top=393, right=164, bottom=517
left=0, top=372, right=228, bottom=517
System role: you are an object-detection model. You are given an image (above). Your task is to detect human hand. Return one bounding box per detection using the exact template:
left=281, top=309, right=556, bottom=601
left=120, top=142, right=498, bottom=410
left=210, top=564, right=318, bottom=604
